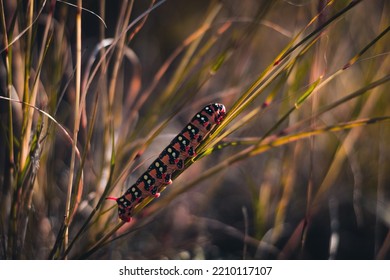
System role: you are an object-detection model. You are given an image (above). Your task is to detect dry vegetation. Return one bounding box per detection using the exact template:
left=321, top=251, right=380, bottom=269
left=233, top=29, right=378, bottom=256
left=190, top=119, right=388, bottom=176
left=0, top=0, right=389, bottom=259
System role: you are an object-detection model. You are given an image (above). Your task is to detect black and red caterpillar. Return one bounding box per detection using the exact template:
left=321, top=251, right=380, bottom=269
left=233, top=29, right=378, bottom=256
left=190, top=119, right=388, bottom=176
left=107, top=103, right=226, bottom=222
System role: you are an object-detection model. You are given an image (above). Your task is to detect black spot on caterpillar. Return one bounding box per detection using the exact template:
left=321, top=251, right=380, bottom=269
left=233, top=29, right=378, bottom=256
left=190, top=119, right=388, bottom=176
left=107, top=103, right=226, bottom=222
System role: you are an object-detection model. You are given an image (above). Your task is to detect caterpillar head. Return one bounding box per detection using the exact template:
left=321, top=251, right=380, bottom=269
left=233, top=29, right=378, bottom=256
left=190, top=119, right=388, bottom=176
left=207, top=103, right=226, bottom=124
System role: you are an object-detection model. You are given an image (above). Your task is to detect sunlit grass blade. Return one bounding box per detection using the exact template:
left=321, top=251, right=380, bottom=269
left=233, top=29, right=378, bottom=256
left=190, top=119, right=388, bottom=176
left=147, top=115, right=390, bottom=217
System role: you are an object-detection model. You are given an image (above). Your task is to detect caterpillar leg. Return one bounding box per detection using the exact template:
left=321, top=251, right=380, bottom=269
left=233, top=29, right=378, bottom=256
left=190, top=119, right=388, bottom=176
left=186, top=146, right=196, bottom=157
left=146, top=190, right=161, bottom=198
left=174, top=158, right=184, bottom=169
left=159, top=173, right=172, bottom=185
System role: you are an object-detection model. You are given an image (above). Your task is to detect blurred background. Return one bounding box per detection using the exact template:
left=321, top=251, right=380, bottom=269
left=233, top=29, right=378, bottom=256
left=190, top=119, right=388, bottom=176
left=0, top=0, right=389, bottom=259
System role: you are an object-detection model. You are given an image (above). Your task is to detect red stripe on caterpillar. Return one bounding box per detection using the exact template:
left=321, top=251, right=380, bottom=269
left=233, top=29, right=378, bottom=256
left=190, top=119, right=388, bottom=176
left=107, top=103, right=226, bottom=222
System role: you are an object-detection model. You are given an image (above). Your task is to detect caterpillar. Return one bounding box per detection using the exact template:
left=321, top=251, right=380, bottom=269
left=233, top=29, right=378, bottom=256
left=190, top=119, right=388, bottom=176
left=107, top=103, right=226, bottom=222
